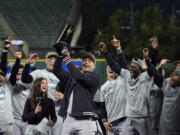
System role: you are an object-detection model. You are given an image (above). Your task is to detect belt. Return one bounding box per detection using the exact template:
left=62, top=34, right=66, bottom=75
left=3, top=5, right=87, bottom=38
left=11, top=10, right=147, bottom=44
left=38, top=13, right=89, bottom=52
left=111, top=117, right=126, bottom=126
left=74, top=116, right=96, bottom=121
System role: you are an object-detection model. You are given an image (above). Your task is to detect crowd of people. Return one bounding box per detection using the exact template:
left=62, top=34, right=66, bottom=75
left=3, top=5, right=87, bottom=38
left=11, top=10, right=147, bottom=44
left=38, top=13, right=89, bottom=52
left=0, top=36, right=180, bottom=135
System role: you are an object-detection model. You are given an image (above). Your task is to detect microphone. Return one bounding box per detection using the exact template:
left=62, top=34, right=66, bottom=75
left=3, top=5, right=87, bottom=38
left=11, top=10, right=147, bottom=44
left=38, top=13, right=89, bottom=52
left=36, top=97, right=44, bottom=116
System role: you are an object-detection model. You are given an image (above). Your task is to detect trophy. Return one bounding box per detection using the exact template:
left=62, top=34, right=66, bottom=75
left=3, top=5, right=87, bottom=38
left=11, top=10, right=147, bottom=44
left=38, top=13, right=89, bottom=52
left=54, top=24, right=74, bottom=55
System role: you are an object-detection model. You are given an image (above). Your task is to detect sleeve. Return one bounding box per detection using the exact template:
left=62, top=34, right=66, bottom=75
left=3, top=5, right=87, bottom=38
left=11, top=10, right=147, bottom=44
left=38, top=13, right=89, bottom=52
left=56, top=81, right=65, bottom=94
left=104, top=52, right=122, bottom=75
left=100, top=102, right=108, bottom=122
left=53, top=56, right=69, bottom=85
left=146, top=59, right=163, bottom=87
left=94, top=89, right=105, bottom=102
left=22, top=98, right=37, bottom=122
left=50, top=100, right=57, bottom=123
left=116, top=50, right=128, bottom=69
left=65, top=59, right=100, bottom=91
left=0, top=51, right=8, bottom=73
left=9, top=58, right=20, bottom=86
left=21, top=64, right=33, bottom=83
left=149, top=47, right=159, bottom=67
left=94, top=87, right=107, bottom=121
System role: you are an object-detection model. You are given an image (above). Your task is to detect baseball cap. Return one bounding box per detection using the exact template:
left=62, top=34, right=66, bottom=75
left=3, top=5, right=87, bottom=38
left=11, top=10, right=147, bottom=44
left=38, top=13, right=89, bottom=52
left=82, top=54, right=96, bottom=64
left=174, top=65, right=180, bottom=76
left=0, top=69, right=6, bottom=77
left=45, top=52, right=58, bottom=59
left=131, top=57, right=144, bottom=69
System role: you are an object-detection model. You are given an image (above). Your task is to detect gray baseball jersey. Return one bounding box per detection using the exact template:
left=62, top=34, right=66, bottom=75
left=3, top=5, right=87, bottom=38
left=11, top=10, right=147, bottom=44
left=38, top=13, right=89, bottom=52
left=148, top=87, right=163, bottom=130
left=121, top=69, right=158, bottom=117
left=160, top=78, right=180, bottom=131
left=0, top=75, right=14, bottom=124
left=30, top=69, right=61, bottom=112
left=11, top=80, right=31, bottom=120
left=96, top=75, right=128, bottom=123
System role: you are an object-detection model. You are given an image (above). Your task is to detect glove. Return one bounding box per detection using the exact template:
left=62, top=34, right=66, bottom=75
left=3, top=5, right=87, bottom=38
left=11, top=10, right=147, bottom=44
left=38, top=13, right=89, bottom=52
left=54, top=41, right=69, bottom=56
left=61, top=46, right=70, bottom=57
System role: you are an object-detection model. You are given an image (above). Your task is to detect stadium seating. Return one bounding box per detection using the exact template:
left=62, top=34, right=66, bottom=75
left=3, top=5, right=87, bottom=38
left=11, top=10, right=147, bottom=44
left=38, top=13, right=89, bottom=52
left=0, top=0, right=72, bottom=57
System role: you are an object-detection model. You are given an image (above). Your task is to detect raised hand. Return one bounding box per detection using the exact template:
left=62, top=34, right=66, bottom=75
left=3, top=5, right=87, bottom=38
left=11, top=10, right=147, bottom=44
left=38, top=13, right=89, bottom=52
left=111, top=35, right=121, bottom=50
left=3, top=40, right=11, bottom=51
left=99, top=42, right=107, bottom=54
left=61, top=46, right=70, bottom=57
left=159, top=59, right=170, bottom=68
left=27, top=53, right=39, bottom=64
left=143, top=48, right=149, bottom=59
left=149, top=37, right=158, bottom=50
left=15, top=52, right=22, bottom=59
left=142, top=58, right=148, bottom=71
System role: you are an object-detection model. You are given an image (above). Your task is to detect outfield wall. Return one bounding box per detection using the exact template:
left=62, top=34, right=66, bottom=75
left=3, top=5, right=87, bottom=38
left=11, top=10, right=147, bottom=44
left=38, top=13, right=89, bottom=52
left=7, top=59, right=107, bottom=87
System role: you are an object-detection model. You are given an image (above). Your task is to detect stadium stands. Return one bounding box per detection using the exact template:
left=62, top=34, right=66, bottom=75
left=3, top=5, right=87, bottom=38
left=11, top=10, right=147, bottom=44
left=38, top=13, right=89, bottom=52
left=0, top=23, right=7, bottom=40
left=0, top=0, right=72, bottom=57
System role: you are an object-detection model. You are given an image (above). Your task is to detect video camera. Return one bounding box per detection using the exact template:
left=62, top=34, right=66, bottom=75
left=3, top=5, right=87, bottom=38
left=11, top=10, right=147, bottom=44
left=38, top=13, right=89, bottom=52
left=54, top=24, right=74, bottom=55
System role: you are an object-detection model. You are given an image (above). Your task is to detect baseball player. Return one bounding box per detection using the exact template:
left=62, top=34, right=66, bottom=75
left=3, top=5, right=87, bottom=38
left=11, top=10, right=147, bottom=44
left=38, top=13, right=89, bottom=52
left=144, top=38, right=164, bottom=135
left=0, top=39, right=14, bottom=135
left=158, top=61, right=180, bottom=135
left=95, top=38, right=135, bottom=135
left=9, top=52, right=32, bottom=135
left=100, top=41, right=163, bottom=135
left=53, top=45, right=102, bottom=135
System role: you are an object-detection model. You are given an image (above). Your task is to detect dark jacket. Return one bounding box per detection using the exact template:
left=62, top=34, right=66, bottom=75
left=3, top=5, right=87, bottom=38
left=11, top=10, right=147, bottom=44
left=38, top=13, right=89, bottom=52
left=53, top=56, right=100, bottom=119
left=22, top=98, right=57, bottom=125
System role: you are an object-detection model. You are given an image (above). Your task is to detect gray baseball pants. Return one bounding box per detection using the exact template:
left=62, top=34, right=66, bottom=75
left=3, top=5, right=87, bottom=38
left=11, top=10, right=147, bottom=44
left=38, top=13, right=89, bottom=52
left=51, top=115, right=63, bottom=135
left=13, top=119, right=27, bottom=135
left=129, top=117, right=151, bottom=135
left=61, top=114, right=102, bottom=135
left=107, top=118, right=134, bottom=135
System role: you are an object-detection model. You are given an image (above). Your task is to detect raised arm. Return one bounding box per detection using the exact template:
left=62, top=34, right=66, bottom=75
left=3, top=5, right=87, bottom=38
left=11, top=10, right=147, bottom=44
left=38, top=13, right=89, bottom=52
left=64, top=59, right=100, bottom=91
left=149, top=37, right=159, bottom=67
left=0, top=40, right=11, bottom=73
left=111, top=35, right=128, bottom=69
left=53, top=55, right=69, bottom=85
left=99, top=42, right=122, bottom=75
left=9, top=52, right=22, bottom=85
left=145, top=58, right=163, bottom=87
left=58, top=46, right=100, bottom=91
left=21, top=53, right=38, bottom=83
